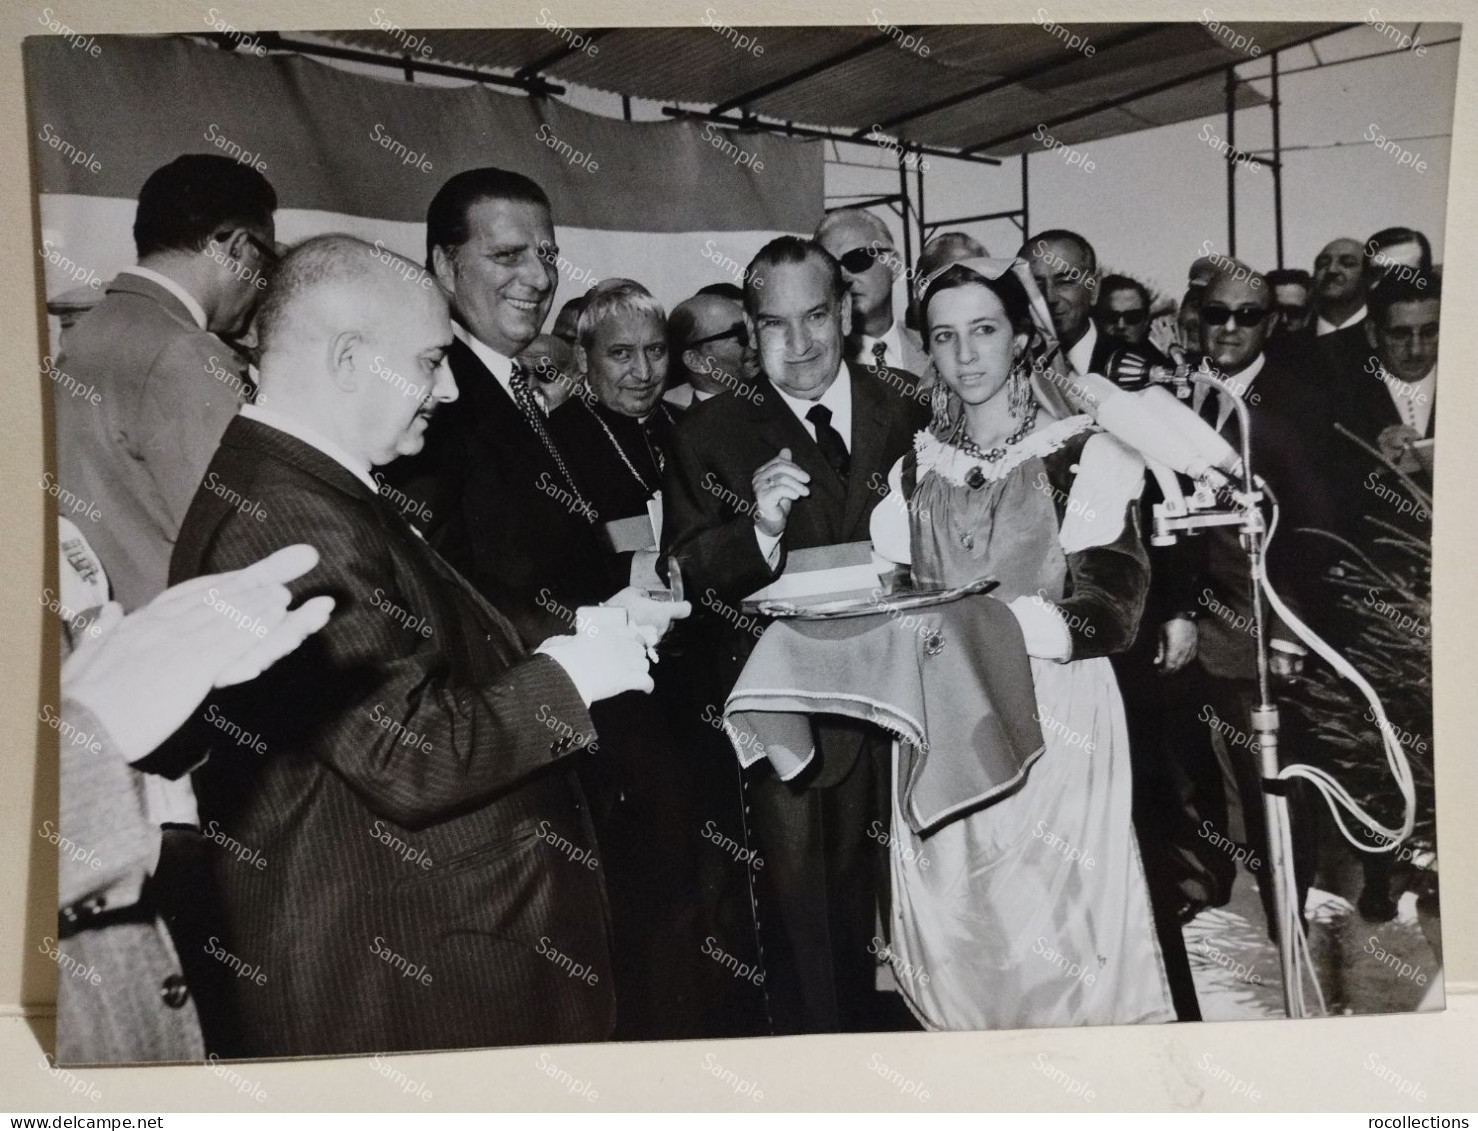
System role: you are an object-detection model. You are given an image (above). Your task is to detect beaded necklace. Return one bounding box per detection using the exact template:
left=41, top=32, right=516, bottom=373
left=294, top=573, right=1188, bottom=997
left=585, top=400, right=668, bottom=494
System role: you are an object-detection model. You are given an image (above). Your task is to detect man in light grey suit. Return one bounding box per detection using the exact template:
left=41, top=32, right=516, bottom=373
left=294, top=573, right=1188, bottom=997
left=815, top=208, right=930, bottom=391
left=54, top=153, right=279, bottom=612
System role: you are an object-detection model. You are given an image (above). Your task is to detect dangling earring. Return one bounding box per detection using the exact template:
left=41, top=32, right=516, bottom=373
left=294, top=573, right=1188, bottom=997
left=930, top=380, right=951, bottom=430
left=1007, top=355, right=1031, bottom=420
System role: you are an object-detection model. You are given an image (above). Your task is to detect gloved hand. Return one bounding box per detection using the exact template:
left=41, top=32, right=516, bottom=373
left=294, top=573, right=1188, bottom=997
left=602, top=586, right=692, bottom=641
left=536, top=619, right=660, bottom=703
left=1006, top=594, right=1073, bottom=662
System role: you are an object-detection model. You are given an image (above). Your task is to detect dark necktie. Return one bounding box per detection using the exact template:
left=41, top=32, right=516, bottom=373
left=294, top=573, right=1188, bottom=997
left=872, top=340, right=889, bottom=373
left=806, top=403, right=850, bottom=485
left=509, top=361, right=594, bottom=522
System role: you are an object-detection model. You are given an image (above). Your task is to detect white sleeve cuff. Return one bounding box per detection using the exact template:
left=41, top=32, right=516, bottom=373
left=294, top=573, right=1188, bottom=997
left=755, top=527, right=783, bottom=570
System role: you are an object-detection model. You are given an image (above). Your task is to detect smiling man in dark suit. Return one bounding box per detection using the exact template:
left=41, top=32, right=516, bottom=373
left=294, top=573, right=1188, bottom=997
left=384, top=167, right=615, bottom=645
left=1182, top=261, right=1342, bottom=941
left=663, top=236, right=926, bottom=1033
left=169, top=235, right=665, bottom=1057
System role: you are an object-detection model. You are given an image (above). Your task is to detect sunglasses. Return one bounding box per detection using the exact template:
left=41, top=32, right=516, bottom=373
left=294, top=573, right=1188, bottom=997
left=688, top=322, right=748, bottom=348
left=1101, top=308, right=1148, bottom=326
left=1274, top=304, right=1310, bottom=320
left=837, top=245, right=888, bottom=274
left=1199, top=304, right=1268, bottom=329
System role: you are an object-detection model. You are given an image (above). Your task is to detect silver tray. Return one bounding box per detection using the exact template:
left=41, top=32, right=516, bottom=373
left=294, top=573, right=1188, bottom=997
left=754, top=576, right=999, bottom=620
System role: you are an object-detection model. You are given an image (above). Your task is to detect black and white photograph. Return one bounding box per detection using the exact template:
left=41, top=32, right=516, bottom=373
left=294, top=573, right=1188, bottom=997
left=15, top=2, right=1461, bottom=1101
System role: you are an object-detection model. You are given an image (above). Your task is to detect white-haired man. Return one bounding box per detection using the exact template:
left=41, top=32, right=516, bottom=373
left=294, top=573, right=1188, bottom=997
left=815, top=208, right=928, bottom=385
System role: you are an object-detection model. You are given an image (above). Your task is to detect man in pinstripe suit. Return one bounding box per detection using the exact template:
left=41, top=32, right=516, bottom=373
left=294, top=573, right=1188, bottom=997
left=167, top=235, right=676, bottom=1057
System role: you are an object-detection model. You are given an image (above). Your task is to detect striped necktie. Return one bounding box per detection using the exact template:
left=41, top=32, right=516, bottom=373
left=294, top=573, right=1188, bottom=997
left=509, top=361, right=594, bottom=523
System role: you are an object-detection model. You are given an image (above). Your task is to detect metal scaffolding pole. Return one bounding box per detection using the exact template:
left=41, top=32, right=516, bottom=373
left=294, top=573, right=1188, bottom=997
left=1271, top=52, right=1285, bottom=269
left=1021, top=152, right=1030, bottom=240
left=1225, top=66, right=1238, bottom=257
left=898, top=151, right=915, bottom=286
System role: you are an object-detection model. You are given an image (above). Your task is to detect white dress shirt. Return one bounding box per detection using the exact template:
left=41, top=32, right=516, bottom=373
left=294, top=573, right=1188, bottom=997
left=1315, top=305, right=1367, bottom=336
left=1065, top=321, right=1099, bottom=377
left=118, top=265, right=207, bottom=330
left=770, top=361, right=854, bottom=450
left=1387, top=364, right=1436, bottom=436
left=756, top=362, right=854, bottom=564
left=240, top=403, right=380, bottom=495
left=663, top=385, right=719, bottom=411
left=1194, top=352, right=1266, bottom=432
left=453, top=322, right=526, bottom=408
left=857, top=321, right=905, bottom=372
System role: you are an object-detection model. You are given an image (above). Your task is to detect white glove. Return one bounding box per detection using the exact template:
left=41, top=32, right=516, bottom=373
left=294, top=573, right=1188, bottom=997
left=1006, top=594, right=1073, bottom=662
left=536, top=620, right=659, bottom=703
left=61, top=543, right=336, bottom=763
left=601, top=586, right=692, bottom=641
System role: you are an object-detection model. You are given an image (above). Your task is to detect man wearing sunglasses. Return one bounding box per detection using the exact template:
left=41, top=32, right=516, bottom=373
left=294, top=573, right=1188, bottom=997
left=1180, top=262, right=1341, bottom=942
left=1265, top=268, right=1314, bottom=339
left=815, top=208, right=929, bottom=387
left=54, top=152, right=279, bottom=613
left=1094, top=274, right=1168, bottom=360
left=664, top=288, right=757, bottom=410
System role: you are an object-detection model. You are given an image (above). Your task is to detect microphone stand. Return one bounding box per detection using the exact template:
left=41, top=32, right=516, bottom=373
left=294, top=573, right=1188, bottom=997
left=1149, top=369, right=1306, bottom=1019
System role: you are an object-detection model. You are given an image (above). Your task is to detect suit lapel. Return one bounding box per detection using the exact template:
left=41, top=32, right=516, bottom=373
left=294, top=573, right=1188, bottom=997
left=843, top=365, right=893, bottom=537
left=745, top=382, right=846, bottom=543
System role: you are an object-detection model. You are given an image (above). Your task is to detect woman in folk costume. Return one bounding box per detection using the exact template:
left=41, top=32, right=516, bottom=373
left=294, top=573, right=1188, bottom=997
left=869, top=257, right=1174, bottom=1029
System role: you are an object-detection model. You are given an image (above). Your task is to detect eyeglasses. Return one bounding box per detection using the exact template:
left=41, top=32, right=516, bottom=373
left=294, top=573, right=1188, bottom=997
left=1199, top=304, right=1268, bottom=329
left=687, top=322, right=748, bottom=348
left=1380, top=325, right=1439, bottom=345
left=1101, top=308, right=1148, bottom=326
left=216, top=229, right=280, bottom=267
left=837, top=245, right=888, bottom=274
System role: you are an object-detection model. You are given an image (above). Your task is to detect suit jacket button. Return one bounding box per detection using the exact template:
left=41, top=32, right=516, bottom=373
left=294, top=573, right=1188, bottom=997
left=159, top=974, right=191, bottom=1010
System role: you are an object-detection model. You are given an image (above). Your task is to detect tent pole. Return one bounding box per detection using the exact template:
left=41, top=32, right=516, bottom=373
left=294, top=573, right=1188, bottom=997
left=898, top=152, right=915, bottom=330
left=1021, top=152, right=1030, bottom=239
left=1271, top=52, right=1286, bottom=269
left=1225, top=65, right=1237, bottom=258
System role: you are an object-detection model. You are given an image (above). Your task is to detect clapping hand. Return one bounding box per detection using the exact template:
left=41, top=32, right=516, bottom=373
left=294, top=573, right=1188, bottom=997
left=61, top=544, right=335, bottom=763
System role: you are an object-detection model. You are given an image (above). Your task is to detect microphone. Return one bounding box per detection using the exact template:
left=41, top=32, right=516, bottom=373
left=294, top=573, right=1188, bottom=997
left=1104, top=347, right=1193, bottom=398
left=1030, top=354, right=1242, bottom=483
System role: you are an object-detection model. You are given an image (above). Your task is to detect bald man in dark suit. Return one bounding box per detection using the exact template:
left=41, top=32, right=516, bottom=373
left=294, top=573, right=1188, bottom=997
left=168, top=236, right=668, bottom=1057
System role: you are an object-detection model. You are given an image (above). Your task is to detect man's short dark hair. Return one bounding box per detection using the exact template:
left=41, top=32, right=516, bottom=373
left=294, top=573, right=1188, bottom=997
left=132, top=154, right=277, bottom=258
left=1021, top=229, right=1097, bottom=274
left=425, top=167, right=551, bottom=267
left=1365, top=226, right=1433, bottom=279
left=1369, top=271, right=1441, bottom=326
left=743, top=236, right=843, bottom=316
left=667, top=301, right=699, bottom=381
left=1266, top=268, right=1313, bottom=291
left=1095, top=274, right=1149, bottom=310
left=696, top=281, right=744, bottom=301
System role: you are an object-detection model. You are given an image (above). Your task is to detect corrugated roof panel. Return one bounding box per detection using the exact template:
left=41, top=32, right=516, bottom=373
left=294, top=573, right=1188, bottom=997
left=304, top=22, right=1358, bottom=156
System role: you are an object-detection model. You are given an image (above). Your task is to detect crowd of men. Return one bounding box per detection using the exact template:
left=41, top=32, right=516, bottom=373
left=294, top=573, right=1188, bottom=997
left=48, top=152, right=1437, bottom=1060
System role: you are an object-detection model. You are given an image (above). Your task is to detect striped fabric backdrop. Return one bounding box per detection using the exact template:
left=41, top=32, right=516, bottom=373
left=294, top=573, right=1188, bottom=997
left=24, top=34, right=825, bottom=339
